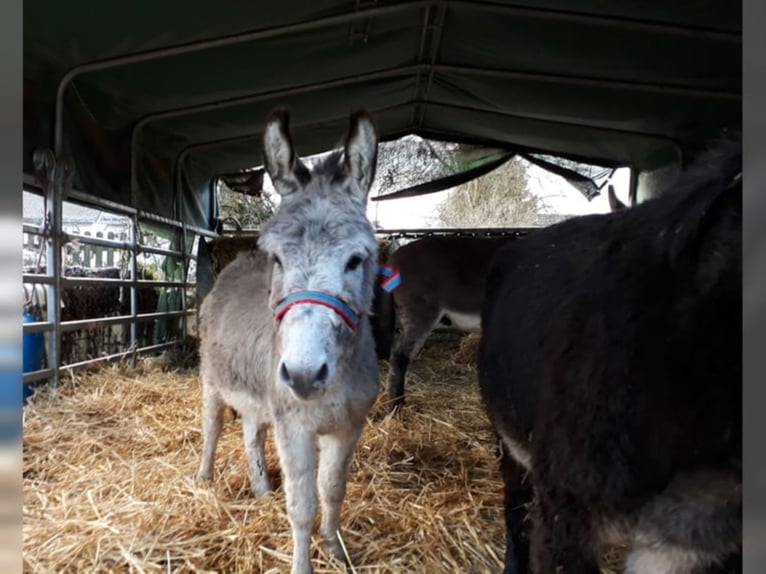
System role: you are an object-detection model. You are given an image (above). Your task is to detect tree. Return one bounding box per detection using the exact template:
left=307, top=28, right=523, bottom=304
left=216, top=178, right=277, bottom=229
left=437, top=156, right=555, bottom=227
left=372, top=135, right=464, bottom=196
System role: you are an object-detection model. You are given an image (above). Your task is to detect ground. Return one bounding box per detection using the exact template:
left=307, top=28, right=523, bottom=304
left=23, top=331, right=509, bottom=573
left=22, top=330, right=625, bottom=573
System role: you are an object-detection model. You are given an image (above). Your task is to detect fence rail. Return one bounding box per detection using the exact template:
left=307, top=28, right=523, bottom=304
left=23, top=184, right=206, bottom=384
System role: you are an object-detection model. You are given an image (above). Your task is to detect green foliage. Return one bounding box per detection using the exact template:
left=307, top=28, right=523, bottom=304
left=139, top=261, right=159, bottom=280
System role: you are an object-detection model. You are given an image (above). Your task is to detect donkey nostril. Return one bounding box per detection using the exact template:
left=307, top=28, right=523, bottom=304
left=316, top=363, right=329, bottom=383
left=279, top=362, right=291, bottom=385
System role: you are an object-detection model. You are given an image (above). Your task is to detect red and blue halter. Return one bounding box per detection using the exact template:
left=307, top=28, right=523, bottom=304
left=273, top=264, right=401, bottom=331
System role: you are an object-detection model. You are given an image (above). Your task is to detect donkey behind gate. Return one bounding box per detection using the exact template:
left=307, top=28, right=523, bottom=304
left=196, top=109, right=381, bottom=574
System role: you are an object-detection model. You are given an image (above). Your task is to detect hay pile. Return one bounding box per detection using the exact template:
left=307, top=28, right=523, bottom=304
left=23, top=333, right=508, bottom=573
left=453, top=332, right=481, bottom=365
left=23, top=331, right=623, bottom=573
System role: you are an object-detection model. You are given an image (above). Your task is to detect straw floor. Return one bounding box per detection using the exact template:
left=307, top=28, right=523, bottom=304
left=23, top=331, right=623, bottom=573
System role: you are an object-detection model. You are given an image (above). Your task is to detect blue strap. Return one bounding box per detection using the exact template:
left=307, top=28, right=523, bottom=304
left=375, top=264, right=401, bottom=292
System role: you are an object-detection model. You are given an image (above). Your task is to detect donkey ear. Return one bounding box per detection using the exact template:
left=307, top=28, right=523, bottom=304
left=263, top=109, right=311, bottom=197
left=343, top=110, right=378, bottom=202
left=608, top=184, right=627, bottom=212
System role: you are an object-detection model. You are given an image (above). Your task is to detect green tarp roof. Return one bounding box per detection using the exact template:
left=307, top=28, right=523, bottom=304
left=24, top=1, right=742, bottom=230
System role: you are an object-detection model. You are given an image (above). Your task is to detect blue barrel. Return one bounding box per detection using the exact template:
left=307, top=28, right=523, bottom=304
left=22, top=306, right=45, bottom=402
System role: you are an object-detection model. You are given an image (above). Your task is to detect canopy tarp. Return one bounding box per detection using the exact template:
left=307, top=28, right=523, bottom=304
left=23, top=0, right=742, bottom=229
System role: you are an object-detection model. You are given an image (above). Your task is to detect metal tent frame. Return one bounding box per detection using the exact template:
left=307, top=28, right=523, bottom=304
left=22, top=0, right=741, bottom=387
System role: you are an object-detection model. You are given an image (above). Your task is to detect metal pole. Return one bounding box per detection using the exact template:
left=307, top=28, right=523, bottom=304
left=419, top=100, right=685, bottom=145
left=53, top=2, right=425, bottom=160
left=441, top=0, right=741, bottom=42
left=130, top=212, right=138, bottom=366
left=173, top=101, right=417, bottom=173
left=431, top=64, right=741, bottom=101
left=628, top=165, right=640, bottom=206
left=33, top=150, right=68, bottom=388
left=180, top=224, right=189, bottom=344
left=128, top=65, right=423, bottom=202
left=25, top=173, right=217, bottom=239
left=173, top=99, right=681, bottom=172
left=178, top=173, right=188, bottom=345
left=414, top=5, right=447, bottom=128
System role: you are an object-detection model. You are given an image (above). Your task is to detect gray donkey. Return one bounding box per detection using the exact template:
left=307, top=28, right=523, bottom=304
left=196, top=109, right=380, bottom=574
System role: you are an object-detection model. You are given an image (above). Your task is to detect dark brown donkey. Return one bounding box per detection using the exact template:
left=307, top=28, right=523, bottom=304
left=379, top=235, right=511, bottom=409
left=378, top=189, right=629, bottom=411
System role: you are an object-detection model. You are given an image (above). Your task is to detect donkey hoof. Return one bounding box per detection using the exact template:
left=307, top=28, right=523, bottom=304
left=195, top=469, right=213, bottom=484
left=390, top=399, right=405, bottom=414
left=250, top=485, right=274, bottom=498
left=324, top=539, right=347, bottom=565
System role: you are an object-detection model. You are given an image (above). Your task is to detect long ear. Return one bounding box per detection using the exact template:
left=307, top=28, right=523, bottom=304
left=343, top=110, right=378, bottom=202
left=608, top=184, right=627, bottom=212
left=263, top=109, right=311, bottom=197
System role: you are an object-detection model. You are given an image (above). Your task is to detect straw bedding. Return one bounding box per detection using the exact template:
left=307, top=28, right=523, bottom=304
left=23, top=330, right=622, bottom=573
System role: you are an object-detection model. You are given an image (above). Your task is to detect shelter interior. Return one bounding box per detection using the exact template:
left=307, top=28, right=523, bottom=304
left=22, top=0, right=741, bottom=382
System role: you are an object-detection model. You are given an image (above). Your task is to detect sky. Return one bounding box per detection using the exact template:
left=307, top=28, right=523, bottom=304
left=250, top=136, right=635, bottom=231
left=366, top=163, right=632, bottom=229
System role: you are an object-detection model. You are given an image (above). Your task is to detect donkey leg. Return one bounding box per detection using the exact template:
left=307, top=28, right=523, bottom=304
left=530, top=484, right=601, bottom=574
left=317, top=425, right=365, bottom=562
left=241, top=414, right=272, bottom=497
left=625, top=467, right=742, bottom=574
left=499, top=439, right=532, bottom=574
left=274, top=424, right=318, bottom=574
left=197, top=385, right=224, bottom=483
left=387, top=305, right=443, bottom=409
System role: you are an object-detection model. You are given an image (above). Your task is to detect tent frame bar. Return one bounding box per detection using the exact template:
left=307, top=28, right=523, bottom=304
left=51, top=0, right=739, bottom=211
left=173, top=98, right=681, bottom=183
left=23, top=174, right=217, bottom=239
left=129, top=64, right=425, bottom=201
left=129, top=61, right=737, bottom=202
left=442, top=0, right=740, bottom=41
left=54, top=0, right=741, bottom=155
left=53, top=2, right=428, bottom=156
left=414, top=5, right=448, bottom=127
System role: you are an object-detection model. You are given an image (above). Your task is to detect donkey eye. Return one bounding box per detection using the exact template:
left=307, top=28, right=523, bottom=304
left=273, top=255, right=282, bottom=268
left=345, top=255, right=363, bottom=272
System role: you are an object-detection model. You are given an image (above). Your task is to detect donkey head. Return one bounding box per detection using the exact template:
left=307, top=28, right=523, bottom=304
left=258, top=109, right=379, bottom=400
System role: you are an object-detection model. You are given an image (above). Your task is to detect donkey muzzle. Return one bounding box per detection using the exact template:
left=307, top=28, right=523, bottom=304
left=278, top=360, right=330, bottom=399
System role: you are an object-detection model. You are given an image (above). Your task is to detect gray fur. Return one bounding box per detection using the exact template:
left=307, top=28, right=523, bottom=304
left=594, top=464, right=741, bottom=573
left=197, top=109, right=380, bottom=574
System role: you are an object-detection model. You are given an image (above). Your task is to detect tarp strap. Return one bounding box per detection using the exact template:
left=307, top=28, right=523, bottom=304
left=520, top=153, right=602, bottom=200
